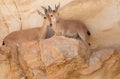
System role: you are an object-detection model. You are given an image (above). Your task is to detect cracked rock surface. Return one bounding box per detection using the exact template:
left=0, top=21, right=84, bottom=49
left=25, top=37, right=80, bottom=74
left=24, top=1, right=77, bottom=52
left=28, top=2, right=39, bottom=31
left=0, top=36, right=120, bottom=79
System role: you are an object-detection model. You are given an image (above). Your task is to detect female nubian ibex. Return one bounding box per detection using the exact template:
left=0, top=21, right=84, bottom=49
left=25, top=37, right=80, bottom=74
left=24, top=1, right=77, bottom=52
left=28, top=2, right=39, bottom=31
left=47, top=3, right=91, bottom=48
left=2, top=8, right=53, bottom=79
left=3, top=9, right=52, bottom=46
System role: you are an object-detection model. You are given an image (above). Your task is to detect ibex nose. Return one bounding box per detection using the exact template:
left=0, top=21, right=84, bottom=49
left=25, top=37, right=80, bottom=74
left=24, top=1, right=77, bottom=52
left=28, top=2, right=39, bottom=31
left=50, top=24, right=52, bottom=26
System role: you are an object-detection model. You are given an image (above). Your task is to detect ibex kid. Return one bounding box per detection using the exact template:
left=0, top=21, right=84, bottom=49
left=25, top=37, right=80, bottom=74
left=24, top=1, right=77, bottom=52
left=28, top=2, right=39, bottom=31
left=47, top=4, right=91, bottom=47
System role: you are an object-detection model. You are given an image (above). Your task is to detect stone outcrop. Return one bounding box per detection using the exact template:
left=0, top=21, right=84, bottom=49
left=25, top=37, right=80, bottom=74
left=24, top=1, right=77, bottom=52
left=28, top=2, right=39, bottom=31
left=0, top=36, right=120, bottom=79
left=17, top=36, right=120, bottom=79
left=0, top=46, right=11, bottom=79
left=18, top=36, right=87, bottom=79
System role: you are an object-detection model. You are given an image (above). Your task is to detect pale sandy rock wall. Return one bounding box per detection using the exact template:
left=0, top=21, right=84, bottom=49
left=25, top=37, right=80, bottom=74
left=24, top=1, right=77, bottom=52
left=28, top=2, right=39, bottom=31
left=0, top=46, right=11, bottom=79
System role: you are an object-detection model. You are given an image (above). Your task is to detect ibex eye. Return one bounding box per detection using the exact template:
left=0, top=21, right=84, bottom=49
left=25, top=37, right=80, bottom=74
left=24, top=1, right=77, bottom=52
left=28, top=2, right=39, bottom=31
left=44, top=17, right=46, bottom=19
left=53, top=10, right=55, bottom=12
left=51, top=15, right=53, bottom=17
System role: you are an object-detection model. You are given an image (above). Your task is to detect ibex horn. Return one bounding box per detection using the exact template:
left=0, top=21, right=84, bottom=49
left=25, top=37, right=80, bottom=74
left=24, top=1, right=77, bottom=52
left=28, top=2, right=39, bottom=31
left=41, top=6, right=47, bottom=14
left=37, top=10, right=44, bottom=16
left=55, top=2, right=60, bottom=11
left=48, top=5, right=52, bottom=12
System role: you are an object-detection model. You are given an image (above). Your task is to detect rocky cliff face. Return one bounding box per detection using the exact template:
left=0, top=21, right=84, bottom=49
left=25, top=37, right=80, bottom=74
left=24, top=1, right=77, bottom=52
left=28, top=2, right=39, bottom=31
left=0, top=36, right=120, bottom=79
left=0, top=0, right=120, bottom=79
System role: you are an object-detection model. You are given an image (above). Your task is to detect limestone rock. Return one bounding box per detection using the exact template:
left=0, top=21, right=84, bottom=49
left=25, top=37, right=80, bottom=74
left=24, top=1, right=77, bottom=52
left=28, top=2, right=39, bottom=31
left=18, top=36, right=120, bottom=79
left=0, top=46, right=11, bottom=79
left=80, top=48, right=115, bottom=75
left=0, top=46, right=10, bottom=61
left=18, top=41, right=46, bottom=79
left=41, top=36, right=81, bottom=66
left=0, top=50, right=8, bottom=61
left=18, top=36, right=88, bottom=79
left=0, top=36, right=118, bottom=79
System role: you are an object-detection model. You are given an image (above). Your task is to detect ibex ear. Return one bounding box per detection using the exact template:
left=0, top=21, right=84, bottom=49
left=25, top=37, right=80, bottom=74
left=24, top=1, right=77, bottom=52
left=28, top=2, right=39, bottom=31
left=37, top=10, right=44, bottom=16
left=55, top=2, right=60, bottom=12
left=41, top=6, right=48, bottom=14
left=48, top=5, right=52, bottom=12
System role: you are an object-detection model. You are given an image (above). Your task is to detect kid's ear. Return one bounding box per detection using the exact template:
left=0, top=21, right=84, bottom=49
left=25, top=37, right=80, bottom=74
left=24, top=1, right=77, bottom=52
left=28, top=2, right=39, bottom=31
left=41, top=6, right=48, bottom=14
left=37, top=10, right=44, bottom=16
left=55, top=2, right=60, bottom=12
